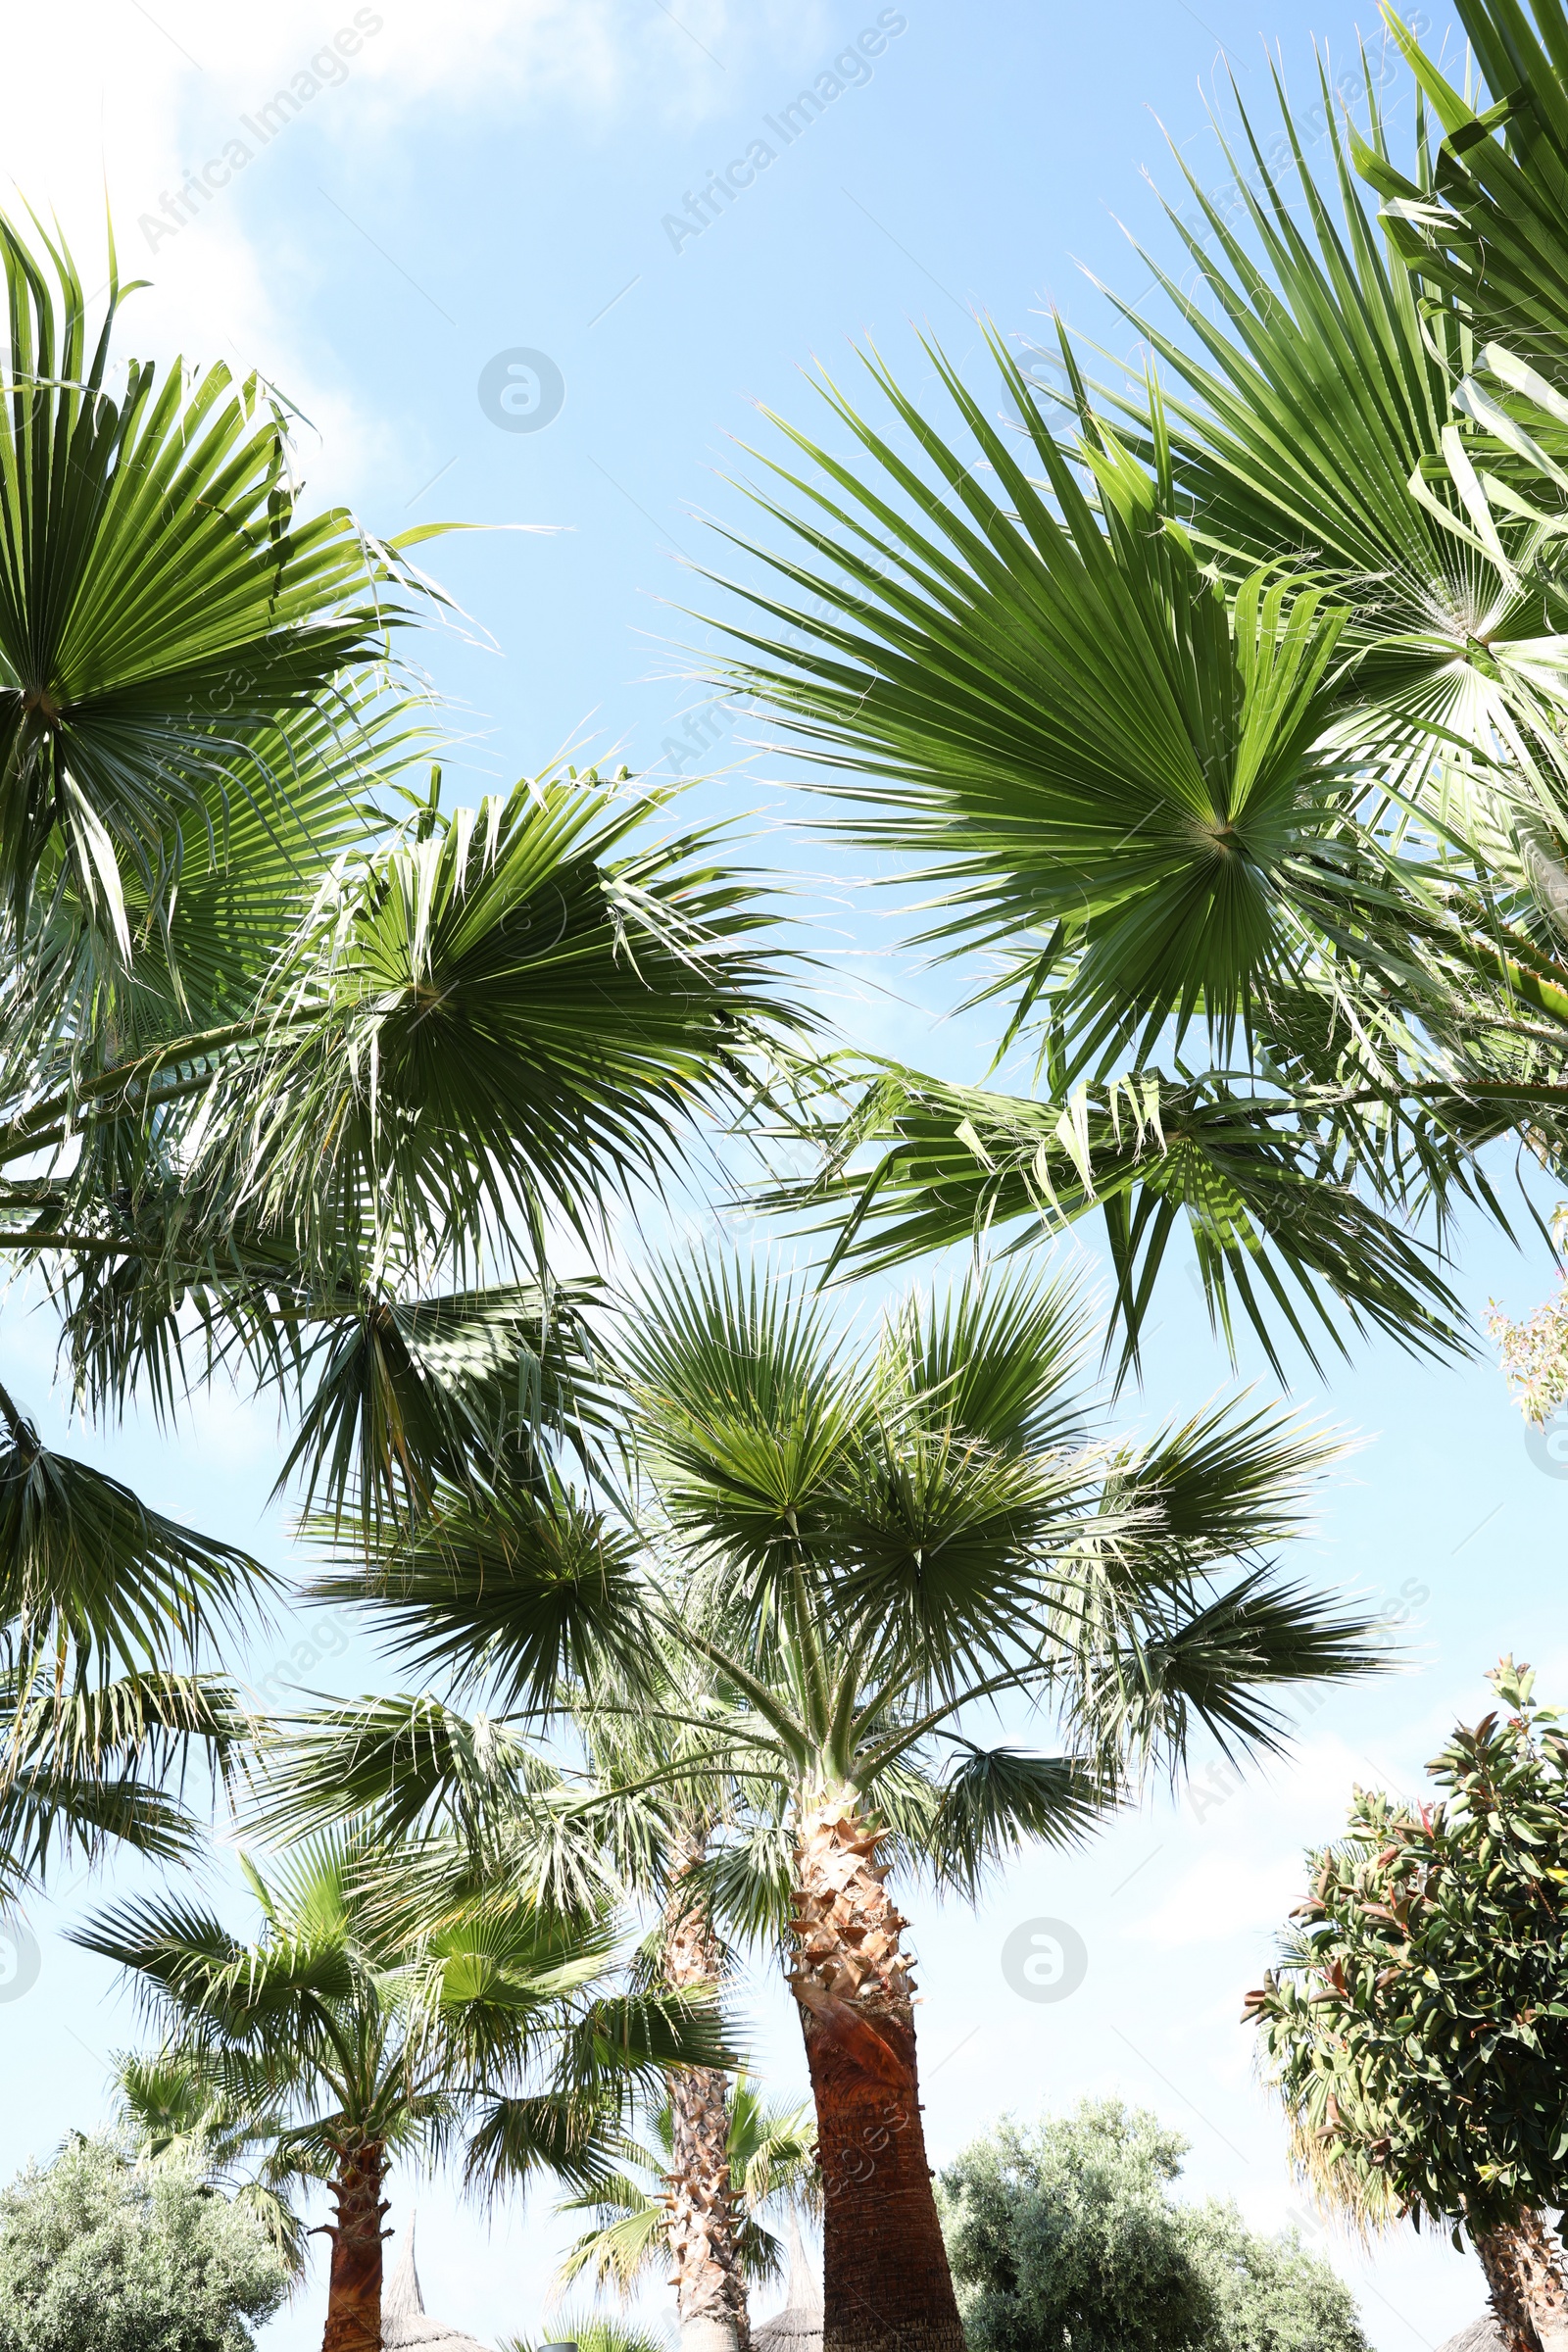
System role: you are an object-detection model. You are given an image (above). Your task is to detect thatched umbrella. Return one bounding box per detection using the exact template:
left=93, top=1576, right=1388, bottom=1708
left=753, top=2219, right=823, bottom=2352
left=381, top=2215, right=495, bottom=2352
left=1437, top=2320, right=1507, bottom=2352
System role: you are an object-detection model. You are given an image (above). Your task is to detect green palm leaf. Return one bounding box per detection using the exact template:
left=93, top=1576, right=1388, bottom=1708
left=506, top=2315, right=666, bottom=2352
left=0, top=215, right=432, bottom=951
left=241, top=1691, right=564, bottom=1849
left=306, top=1471, right=654, bottom=1714
left=0, top=1669, right=242, bottom=1900
left=1356, top=1, right=1568, bottom=395
left=926, top=1741, right=1114, bottom=1897
left=707, top=328, right=1356, bottom=1060
left=276, top=1278, right=612, bottom=1536
left=0, top=1378, right=270, bottom=1696
left=1090, top=68, right=1568, bottom=799
left=555, top=2189, right=667, bottom=2297
left=220, top=773, right=786, bottom=1283
left=616, top=1251, right=865, bottom=1592
left=770, top=1057, right=1469, bottom=1379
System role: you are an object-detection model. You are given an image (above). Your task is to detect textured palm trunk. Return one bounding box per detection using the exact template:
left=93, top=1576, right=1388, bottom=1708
left=663, top=1831, right=750, bottom=2352
left=1474, top=2217, right=1568, bottom=2352
left=1476, top=2225, right=1544, bottom=2352
left=788, top=1790, right=964, bottom=2352
left=319, top=2140, right=389, bottom=2352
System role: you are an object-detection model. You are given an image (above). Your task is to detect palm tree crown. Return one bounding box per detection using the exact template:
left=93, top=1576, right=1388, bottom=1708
left=705, top=14, right=1568, bottom=1382
left=80, top=1832, right=732, bottom=2352
left=282, top=1252, right=1377, bottom=2352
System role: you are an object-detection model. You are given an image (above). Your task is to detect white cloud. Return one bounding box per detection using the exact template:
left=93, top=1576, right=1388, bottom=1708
left=1133, top=1847, right=1305, bottom=1949
left=1129, top=1733, right=1413, bottom=1949
left=0, top=0, right=821, bottom=512
left=0, top=1, right=705, bottom=241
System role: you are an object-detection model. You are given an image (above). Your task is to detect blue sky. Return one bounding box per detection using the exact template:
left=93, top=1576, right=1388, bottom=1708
left=10, top=3, right=1566, bottom=2348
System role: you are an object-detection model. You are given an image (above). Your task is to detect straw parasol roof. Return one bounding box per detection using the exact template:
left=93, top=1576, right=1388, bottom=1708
left=752, top=2218, right=823, bottom=2352
left=381, top=2214, right=495, bottom=2352
left=1435, top=2318, right=1505, bottom=2352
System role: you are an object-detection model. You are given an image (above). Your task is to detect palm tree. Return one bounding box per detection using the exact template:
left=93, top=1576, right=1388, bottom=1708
left=702, top=18, right=1568, bottom=1381
left=562, top=1660, right=808, bottom=2352
left=8, top=748, right=789, bottom=1548
left=0, top=200, right=794, bottom=1899
left=0, top=199, right=439, bottom=1883
left=554, top=2077, right=818, bottom=2320
left=245, top=1677, right=776, bottom=2352
left=0, top=212, right=433, bottom=956
left=657, top=1818, right=756, bottom=2352
left=114, top=2041, right=312, bottom=2278
left=296, top=1256, right=1378, bottom=2352
left=611, top=1258, right=1382, bottom=2352
left=80, top=1833, right=733, bottom=2352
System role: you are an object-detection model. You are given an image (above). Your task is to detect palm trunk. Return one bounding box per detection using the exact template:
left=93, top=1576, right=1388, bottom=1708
left=1476, top=2225, right=1544, bottom=2352
left=319, top=2140, right=389, bottom=2352
left=1474, top=2217, right=1568, bottom=2352
left=663, top=1830, right=750, bottom=2352
left=788, top=1789, right=964, bottom=2352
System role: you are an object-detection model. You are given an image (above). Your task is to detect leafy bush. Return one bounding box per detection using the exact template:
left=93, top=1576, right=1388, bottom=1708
left=0, top=2132, right=288, bottom=2352
left=939, top=2099, right=1367, bottom=2352
left=1248, top=1658, right=1568, bottom=2234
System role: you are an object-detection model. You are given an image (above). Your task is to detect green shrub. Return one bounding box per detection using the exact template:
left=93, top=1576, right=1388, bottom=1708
left=939, top=2099, right=1367, bottom=2352
left=0, top=2132, right=288, bottom=2352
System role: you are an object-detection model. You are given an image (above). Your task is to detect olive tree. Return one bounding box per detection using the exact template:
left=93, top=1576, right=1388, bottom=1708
left=938, top=2098, right=1366, bottom=2352
left=0, top=2132, right=287, bottom=2352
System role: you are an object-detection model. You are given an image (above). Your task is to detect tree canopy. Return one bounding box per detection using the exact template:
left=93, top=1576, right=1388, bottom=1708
left=938, top=2098, right=1367, bottom=2352
left=1248, top=1659, right=1568, bottom=2238
left=706, top=0, right=1568, bottom=1386
left=0, top=2132, right=288, bottom=2352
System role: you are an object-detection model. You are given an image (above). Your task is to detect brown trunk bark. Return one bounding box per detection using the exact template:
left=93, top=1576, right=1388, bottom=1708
left=1474, top=2217, right=1568, bottom=2352
left=788, top=1789, right=964, bottom=2352
left=319, top=2140, right=389, bottom=2352
left=1475, top=2225, right=1544, bottom=2352
left=663, top=1830, right=750, bottom=2352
